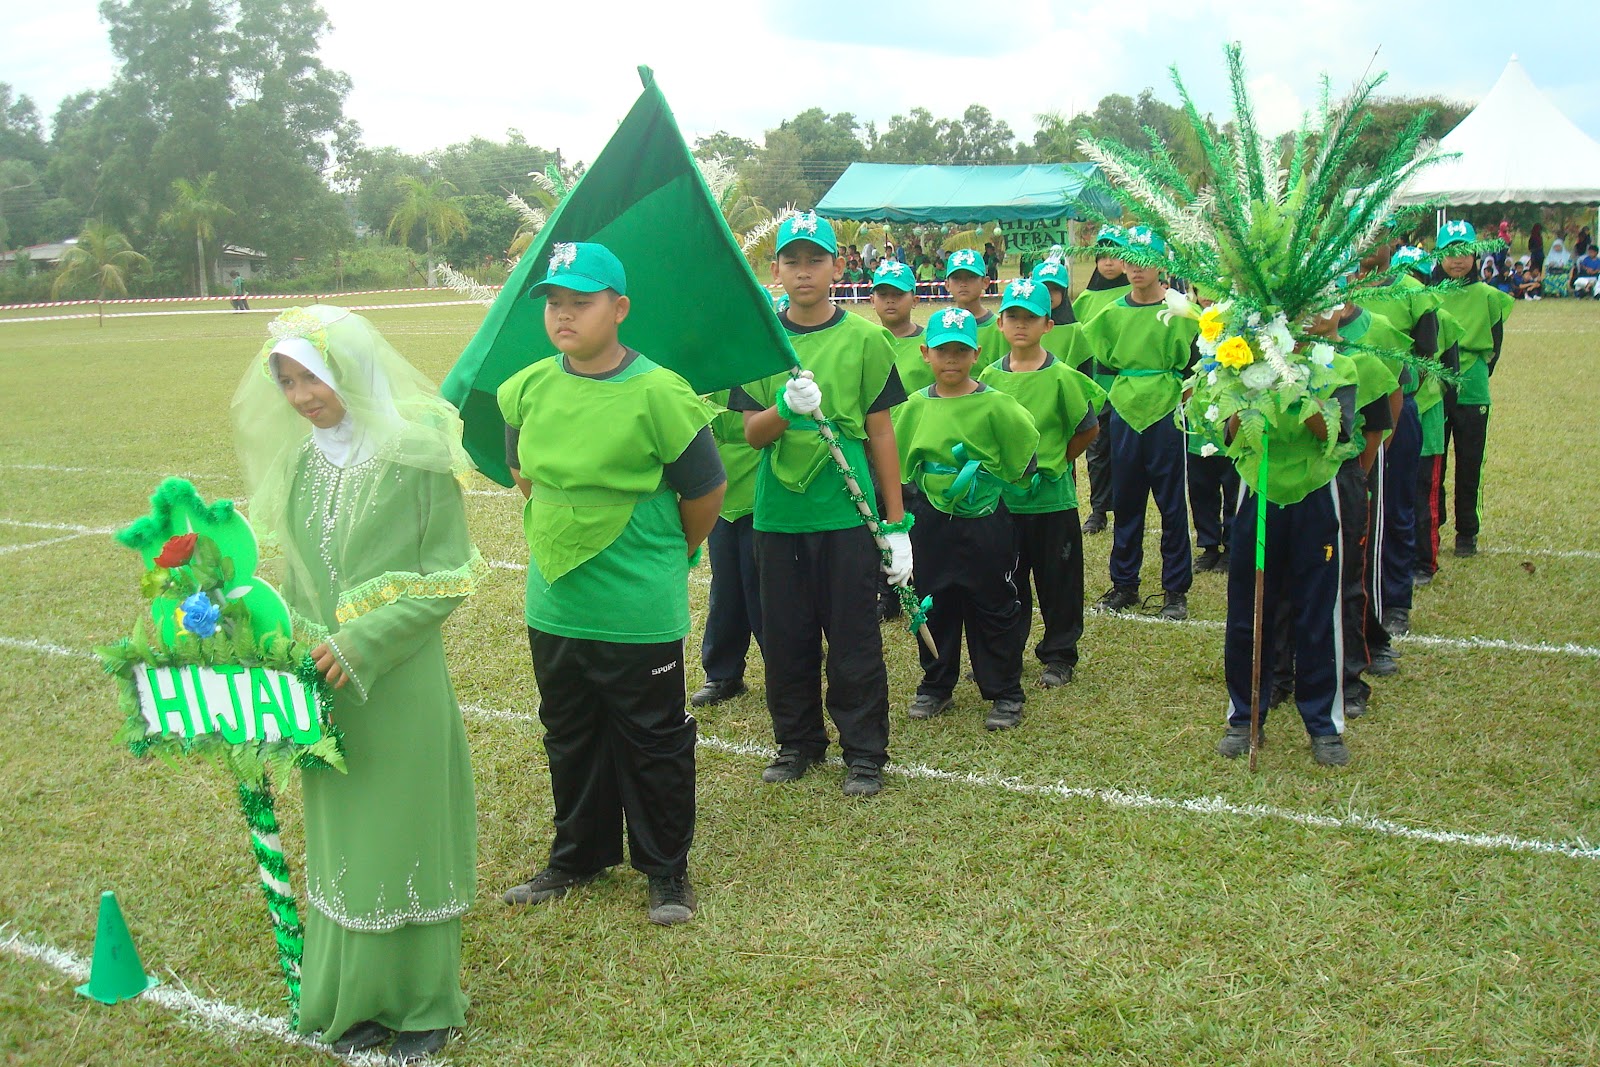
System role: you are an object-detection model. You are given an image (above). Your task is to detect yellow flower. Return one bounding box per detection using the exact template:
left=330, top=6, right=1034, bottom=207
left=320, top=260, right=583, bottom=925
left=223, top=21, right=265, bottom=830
left=1215, top=336, right=1255, bottom=370
left=1198, top=307, right=1225, bottom=342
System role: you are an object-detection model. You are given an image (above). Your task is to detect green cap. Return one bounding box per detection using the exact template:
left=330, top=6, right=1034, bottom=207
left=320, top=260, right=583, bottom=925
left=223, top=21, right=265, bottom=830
left=871, top=259, right=915, bottom=292
left=999, top=277, right=1051, bottom=317
left=1391, top=245, right=1435, bottom=274
left=1030, top=258, right=1070, bottom=290
left=1095, top=225, right=1129, bottom=248
left=1435, top=219, right=1477, bottom=250
left=776, top=211, right=838, bottom=255
left=944, top=248, right=984, bottom=278
left=528, top=242, right=627, bottom=297
left=1123, top=225, right=1168, bottom=256
left=924, top=306, right=979, bottom=350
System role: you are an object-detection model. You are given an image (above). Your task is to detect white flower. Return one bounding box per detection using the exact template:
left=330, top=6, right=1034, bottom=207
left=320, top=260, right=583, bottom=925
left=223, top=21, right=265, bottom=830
left=1263, top=314, right=1296, bottom=359
left=1200, top=442, right=1219, bottom=457
left=549, top=243, right=578, bottom=272
left=1207, top=370, right=1218, bottom=386
left=1204, top=404, right=1220, bottom=422
left=1163, top=287, right=1197, bottom=319
left=1311, top=342, right=1337, bottom=368
left=1240, top=363, right=1279, bottom=390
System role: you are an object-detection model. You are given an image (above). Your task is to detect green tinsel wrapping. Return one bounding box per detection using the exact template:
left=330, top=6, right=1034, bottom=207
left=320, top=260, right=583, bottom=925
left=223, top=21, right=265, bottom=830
left=238, top=781, right=305, bottom=1024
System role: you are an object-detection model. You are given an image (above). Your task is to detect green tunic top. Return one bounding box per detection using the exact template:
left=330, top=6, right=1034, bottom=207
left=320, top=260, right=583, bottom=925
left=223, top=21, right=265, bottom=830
left=1071, top=280, right=1131, bottom=393
left=978, top=354, right=1105, bottom=512
left=974, top=311, right=1009, bottom=369
left=1079, top=294, right=1200, bottom=432
left=1418, top=309, right=1465, bottom=456
left=498, top=354, right=711, bottom=642
left=708, top=390, right=761, bottom=522
left=1354, top=275, right=1438, bottom=393
left=738, top=309, right=899, bottom=534
left=1040, top=320, right=1093, bottom=371
left=286, top=449, right=479, bottom=937
left=1232, top=354, right=1360, bottom=506
left=1434, top=281, right=1514, bottom=406
left=896, top=384, right=1039, bottom=517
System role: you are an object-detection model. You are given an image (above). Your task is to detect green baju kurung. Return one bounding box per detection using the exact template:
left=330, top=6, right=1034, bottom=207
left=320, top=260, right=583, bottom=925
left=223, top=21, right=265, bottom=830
left=282, top=443, right=481, bottom=1042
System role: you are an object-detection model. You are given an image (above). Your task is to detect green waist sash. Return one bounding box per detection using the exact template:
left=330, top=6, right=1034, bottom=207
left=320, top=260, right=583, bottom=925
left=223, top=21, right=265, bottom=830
left=917, top=443, right=1007, bottom=516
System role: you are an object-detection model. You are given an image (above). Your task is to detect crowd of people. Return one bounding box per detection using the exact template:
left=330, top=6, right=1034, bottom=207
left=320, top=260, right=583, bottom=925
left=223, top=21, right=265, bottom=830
left=235, top=209, right=1529, bottom=1060
left=1478, top=220, right=1600, bottom=298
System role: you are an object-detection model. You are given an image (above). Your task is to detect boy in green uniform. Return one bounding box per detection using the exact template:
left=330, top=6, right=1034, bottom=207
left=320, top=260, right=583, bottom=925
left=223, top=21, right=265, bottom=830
left=1416, top=304, right=1463, bottom=584
left=691, top=390, right=764, bottom=707
left=980, top=278, right=1105, bottom=688
left=871, top=257, right=924, bottom=623
left=1072, top=227, right=1133, bottom=534
left=497, top=243, right=725, bottom=925
left=1029, top=256, right=1093, bottom=369
left=1079, top=227, right=1200, bottom=620
left=1429, top=221, right=1515, bottom=558
left=728, top=212, right=910, bottom=797
left=944, top=247, right=1007, bottom=367
left=897, top=306, right=1040, bottom=728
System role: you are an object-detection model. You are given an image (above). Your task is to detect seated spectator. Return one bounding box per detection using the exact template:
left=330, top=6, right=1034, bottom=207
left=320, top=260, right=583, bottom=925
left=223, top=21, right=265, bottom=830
left=1508, top=262, right=1541, bottom=300
left=1573, top=244, right=1600, bottom=298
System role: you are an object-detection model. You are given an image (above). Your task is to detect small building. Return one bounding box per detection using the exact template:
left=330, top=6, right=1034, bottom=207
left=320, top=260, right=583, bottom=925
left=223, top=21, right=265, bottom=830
left=219, top=244, right=268, bottom=280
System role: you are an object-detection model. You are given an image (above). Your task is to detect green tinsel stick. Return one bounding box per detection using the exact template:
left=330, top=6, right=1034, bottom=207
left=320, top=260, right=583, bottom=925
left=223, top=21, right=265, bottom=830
left=237, top=781, right=304, bottom=1025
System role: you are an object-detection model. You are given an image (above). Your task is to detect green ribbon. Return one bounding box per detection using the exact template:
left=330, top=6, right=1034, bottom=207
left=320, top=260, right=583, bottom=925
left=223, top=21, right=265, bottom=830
left=919, top=443, right=998, bottom=509
left=1117, top=367, right=1185, bottom=378
left=1255, top=433, right=1268, bottom=570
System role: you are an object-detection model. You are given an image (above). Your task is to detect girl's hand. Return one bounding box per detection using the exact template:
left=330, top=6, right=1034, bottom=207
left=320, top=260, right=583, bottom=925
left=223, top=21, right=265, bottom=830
left=311, top=642, right=348, bottom=689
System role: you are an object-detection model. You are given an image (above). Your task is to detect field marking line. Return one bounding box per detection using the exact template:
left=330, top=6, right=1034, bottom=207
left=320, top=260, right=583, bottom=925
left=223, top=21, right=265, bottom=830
left=0, top=519, right=119, bottom=533
left=0, top=533, right=98, bottom=556
left=1482, top=546, right=1600, bottom=561
left=0, top=927, right=381, bottom=1065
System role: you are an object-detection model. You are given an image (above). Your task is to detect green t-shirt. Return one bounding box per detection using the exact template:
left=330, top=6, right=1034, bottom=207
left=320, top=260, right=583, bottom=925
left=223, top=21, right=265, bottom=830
left=1435, top=281, right=1514, bottom=407
left=1079, top=294, right=1200, bottom=432
left=497, top=353, right=711, bottom=642
left=1232, top=354, right=1359, bottom=506
left=1040, top=320, right=1093, bottom=370
left=707, top=389, right=761, bottom=522
left=896, top=384, right=1039, bottom=517
left=1339, top=309, right=1407, bottom=402
left=978, top=354, right=1105, bottom=512
left=736, top=307, right=899, bottom=534
left=1071, top=281, right=1131, bottom=393
left=973, top=310, right=1008, bottom=369
left=1416, top=309, right=1465, bottom=452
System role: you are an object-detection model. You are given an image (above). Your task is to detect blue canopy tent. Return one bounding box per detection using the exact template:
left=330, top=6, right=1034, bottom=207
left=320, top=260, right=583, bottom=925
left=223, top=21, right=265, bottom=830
left=814, top=162, right=1119, bottom=224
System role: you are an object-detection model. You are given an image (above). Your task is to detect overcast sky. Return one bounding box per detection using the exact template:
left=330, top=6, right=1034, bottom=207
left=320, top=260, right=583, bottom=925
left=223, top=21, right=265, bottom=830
left=5, top=0, right=1595, bottom=166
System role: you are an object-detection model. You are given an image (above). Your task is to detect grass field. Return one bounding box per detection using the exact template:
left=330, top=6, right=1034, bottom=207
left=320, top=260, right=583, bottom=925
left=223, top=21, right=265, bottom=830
left=1, top=294, right=1598, bottom=1065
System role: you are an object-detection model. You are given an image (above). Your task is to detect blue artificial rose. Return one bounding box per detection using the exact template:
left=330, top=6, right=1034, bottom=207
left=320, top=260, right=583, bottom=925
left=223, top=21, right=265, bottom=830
left=179, top=591, right=221, bottom=638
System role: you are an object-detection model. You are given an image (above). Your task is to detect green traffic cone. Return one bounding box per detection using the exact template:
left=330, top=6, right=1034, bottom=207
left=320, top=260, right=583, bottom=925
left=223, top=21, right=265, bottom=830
left=75, top=890, right=160, bottom=1004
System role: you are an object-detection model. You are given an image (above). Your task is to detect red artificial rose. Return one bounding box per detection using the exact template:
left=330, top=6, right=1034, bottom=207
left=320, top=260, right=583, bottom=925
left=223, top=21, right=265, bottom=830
left=154, top=533, right=198, bottom=568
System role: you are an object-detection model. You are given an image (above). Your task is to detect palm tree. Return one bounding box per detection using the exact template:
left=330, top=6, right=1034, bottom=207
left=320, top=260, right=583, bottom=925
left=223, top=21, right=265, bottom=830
left=159, top=174, right=233, bottom=297
left=51, top=221, right=148, bottom=326
left=388, top=176, right=469, bottom=286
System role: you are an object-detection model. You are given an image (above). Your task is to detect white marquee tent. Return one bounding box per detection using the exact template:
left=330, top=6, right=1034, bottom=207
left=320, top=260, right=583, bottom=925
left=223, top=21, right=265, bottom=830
left=1398, top=55, right=1600, bottom=222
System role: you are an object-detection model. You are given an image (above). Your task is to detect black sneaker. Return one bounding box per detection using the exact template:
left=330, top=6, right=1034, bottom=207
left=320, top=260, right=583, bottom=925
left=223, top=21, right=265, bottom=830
left=841, top=759, right=883, bottom=797
left=1083, top=511, right=1108, bottom=535
left=985, top=699, right=1024, bottom=730
left=1194, top=546, right=1224, bottom=573
left=1310, top=735, right=1351, bottom=767
left=1412, top=568, right=1435, bottom=587
left=1343, top=693, right=1368, bottom=720
left=1038, top=662, right=1073, bottom=688
left=1269, top=682, right=1294, bottom=709
left=1454, top=536, right=1477, bottom=558
left=1095, top=584, right=1140, bottom=613
left=1159, top=590, right=1188, bottom=621
left=1367, top=646, right=1400, bottom=677
left=1382, top=608, right=1410, bottom=636
left=647, top=873, right=697, bottom=926
left=388, top=1028, right=449, bottom=1064
left=690, top=678, right=747, bottom=708
left=502, top=866, right=604, bottom=906
left=761, top=747, right=820, bottom=784
left=331, top=1021, right=393, bottom=1054
left=908, top=692, right=953, bottom=719
left=1217, top=725, right=1265, bottom=758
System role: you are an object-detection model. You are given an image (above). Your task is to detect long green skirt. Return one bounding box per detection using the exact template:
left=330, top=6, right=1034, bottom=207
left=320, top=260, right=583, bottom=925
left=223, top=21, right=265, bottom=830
left=296, top=912, right=468, bottom=1041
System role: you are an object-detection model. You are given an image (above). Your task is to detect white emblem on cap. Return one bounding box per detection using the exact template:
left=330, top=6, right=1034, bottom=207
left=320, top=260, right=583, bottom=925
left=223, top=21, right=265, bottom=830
left=1036, top=263, right=1061, bottom=277
left=950, top=249, right=978, bottom=268
left=940, top=308, right=969, bottom=328
left=791, top=212, right=819, bottom=236
left=1445, top=221, right=1469, bottom=237
left=550, top=243, right=578, bottom=272
left=878, top=260, right=906, bottom=276
left=1010, top=279, right=1036, bottom=298
left=1128, top=229, right=1153, bottom=245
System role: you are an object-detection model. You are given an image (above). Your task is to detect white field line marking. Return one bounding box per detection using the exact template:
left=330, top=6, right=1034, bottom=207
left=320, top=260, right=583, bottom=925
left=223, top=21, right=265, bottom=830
left=0, top=519, right=118, bottom=533
left=0, top=636, right=82, bottom=657
left=1483, top=546, right=1600, bottom=561
left=460, top=702, right=1600, bottom=862
left=0, top=532, right=96, bottom=555
left=0, top=928, right=382, bottom=1065
left=0, top=462, right=227, bottom=480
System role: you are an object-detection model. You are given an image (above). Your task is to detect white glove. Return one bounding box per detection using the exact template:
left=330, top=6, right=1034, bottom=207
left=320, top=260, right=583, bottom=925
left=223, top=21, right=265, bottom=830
left=782, top=370, right=823, bottom=418
left=883, top=530, right=913, bottom=586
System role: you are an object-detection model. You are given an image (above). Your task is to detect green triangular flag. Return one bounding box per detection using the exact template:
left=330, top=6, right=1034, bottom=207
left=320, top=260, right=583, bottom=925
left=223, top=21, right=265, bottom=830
left=443, top=66, right=798, bottom=486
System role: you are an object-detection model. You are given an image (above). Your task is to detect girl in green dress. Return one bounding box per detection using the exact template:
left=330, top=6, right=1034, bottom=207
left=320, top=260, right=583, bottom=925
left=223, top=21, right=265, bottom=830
left=233, top=305, right=485, bottom=1063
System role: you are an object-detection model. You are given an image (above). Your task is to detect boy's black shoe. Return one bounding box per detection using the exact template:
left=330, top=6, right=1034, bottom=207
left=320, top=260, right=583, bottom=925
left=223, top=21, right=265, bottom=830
left=647, top=873, right=697, bottom=926
left=1269, top=681, right=1294, bottom=709
left=690, top=678, right=746, bottom=707
left=331, top=1021, right=393, bottom=1054
left=1382, top=607, right=1410, bottom=636
left=1194, top=546, right=1225, bottom=572
left=388, top=1028, right=449, bottom=1064
left=1454, top=535, right=1477, bottom=558
left=1159, top=591, right=1188, bottom=621
left=1310, top=735, right=1351, bottom=767
left=1343, top=693, right=1368, bottom=719
left=1217, top=725, right=1265, bottom=758
left=1095, top=585, right=1140, bottom=613
left=1367, top=646, right=1400, bottom=676
left=1412, top=568, right=1435, bottom=587
left=1038, top=662, right=1073, bottom=688
left=908, top=692, right=953, bottom=719
left=985, top=699, right=1024, bottom=730
left=761, top=747, right=820, bottom=784
left=1083, top=511, right=1108, bottom=535
left=502, top=866, right=604, bottom=906
left=841, top=759, right=883, bottom=797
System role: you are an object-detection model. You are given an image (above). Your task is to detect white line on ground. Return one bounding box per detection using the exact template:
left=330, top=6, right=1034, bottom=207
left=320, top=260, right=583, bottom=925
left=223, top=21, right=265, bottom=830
left=1483, top=546, right=1600, bottom=561
left=0, top=927, right=381, bottom=1065
left=0, top=519, right=118, bottom=533
left=0, top=636, right=84, bottom=657
left=0, top=533, right=96, bottom=556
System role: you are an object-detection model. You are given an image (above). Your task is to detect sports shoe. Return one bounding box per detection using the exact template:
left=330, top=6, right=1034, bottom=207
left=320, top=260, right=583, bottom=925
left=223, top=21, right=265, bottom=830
left=1343, top=693, right=1368, bottom=720
left=1038, top=662, right=1074, bottom=688
left=1412, top=568, right=1435, bottom=588
left=1193, top=546, right=1224, bottom=573
left=1382, top=607, right=1410, bottom=636
left=1217, top=725, right=1265, bottom=758
left=1095, top=584, right=1140, bottom=613
left=331, top=1021, right=393, bottom=1054
left=907, top=692, right=953, bottom=719
left=388, top=1029, right=449, bottom=1064
left=1083, top=511, right=1108, bottom=535
left=503, top=866, right=604, bottom=906
left=1367, top=646, right=1400, bottom=677
left=647, top=873, right=697, bottom=926
left=1311, top=734, right=1351, bottom=766
left=690, top=678, right=746, bottom=707
left=841, top=759, right=883, bottom=797
left=1454, top=535, right=1477, bottom=558
left=1159, top=590, right=1188, bottom=621
left=761, top=747, right=820, bottom=783
left=985, top=699, right=1024, bottom=730
left=1269, top=682, right=1294, bottom=709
